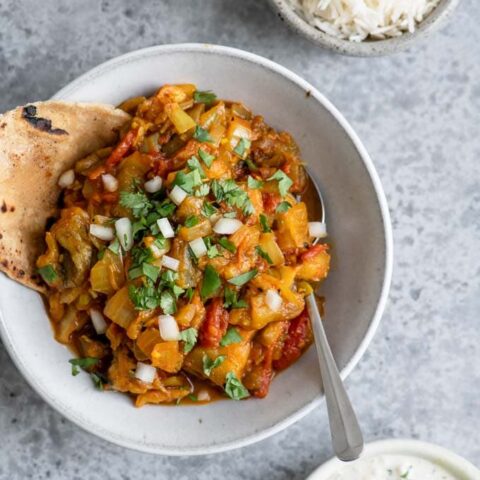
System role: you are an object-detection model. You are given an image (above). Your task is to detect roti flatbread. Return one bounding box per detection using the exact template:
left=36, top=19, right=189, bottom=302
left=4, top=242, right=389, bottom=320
left=0, top=101, right=130, bottom=291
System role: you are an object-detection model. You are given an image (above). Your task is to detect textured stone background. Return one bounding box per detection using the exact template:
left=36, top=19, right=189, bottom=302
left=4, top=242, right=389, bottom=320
left=0, top=0, right=479, bottom=478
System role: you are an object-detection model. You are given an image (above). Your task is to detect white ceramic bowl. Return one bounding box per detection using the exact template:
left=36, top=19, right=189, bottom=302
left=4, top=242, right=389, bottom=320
left=307, top=439, right=480, bottom=479
left=0, top=44, right=392, bottom=455
left=268, top=0, right=460, bottom=56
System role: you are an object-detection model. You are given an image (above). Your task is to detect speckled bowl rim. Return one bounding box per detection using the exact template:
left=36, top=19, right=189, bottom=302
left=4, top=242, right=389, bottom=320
left=307, top=439, right=480, bottom=479
left=268, top=0, right=461, bottom=56
left=0, top=43, right=393, bottom=455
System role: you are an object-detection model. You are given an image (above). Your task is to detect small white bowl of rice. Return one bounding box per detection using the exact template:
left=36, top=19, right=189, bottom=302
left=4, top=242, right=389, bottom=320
left=268, top=0, right=460, bottom=56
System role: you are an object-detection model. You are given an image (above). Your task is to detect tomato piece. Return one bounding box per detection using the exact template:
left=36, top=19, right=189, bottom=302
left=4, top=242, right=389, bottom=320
left=199, top=298, right=229, bottom=348
left=301, top=244, right=328, bottom=261
left=105, top=128, right=138, bottom=169
left=262, top=192, right=282, bottom=215
left=272, top=308, right=313, bottom=371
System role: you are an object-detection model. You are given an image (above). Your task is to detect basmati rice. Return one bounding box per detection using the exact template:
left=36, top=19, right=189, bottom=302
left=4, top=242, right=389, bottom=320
left=286, top=0, right=441, bottom=42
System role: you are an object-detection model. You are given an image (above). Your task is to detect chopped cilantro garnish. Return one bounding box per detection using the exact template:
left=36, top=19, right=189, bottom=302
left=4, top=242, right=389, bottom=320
left=90, top=372, right=106, bottom=391
left=188, top=394, right=198, bottom=402
left=227, top=269, right=258, bottom=286
left=259, top=214, right=271, bottom=233
left=218, top=237, right=236, bottom=253
left=97, top=249, right=106, bottom=260
left=119, top=190, right=152, bottom=218
left=193, top=126, right=212, bottom=143
left=201, top=201, right=217, bottom=218
left=178, top=327, right=198, bottom=353
left=202, top=354, right=226, bottom=377
left=194, top=183, right=210, bottom=197
left=185, top=287, right=194, bottom=301
left=220, top=327, right=242, bottom=346
left=38, top=265, right=57, bottom=283
left=172, top=169, right=203, bottom=194
left=255, top=246, right=273, bottom=264
left=160, top=289, right=177, bottom=315
left=155, top=199, right=176, bottom=217
left=184, top=215, right=199, bottom=228
left=233, top=138, right=251, bottom=158
left=187, top=156, right=206, bottom=178
left=211, top=179, right=253, bottom=216
left=193, top=90, right=217, bottom=106
left=267, top=170, right=293, bottom=197
left=224, top=372, right=249, bottom=400
left=128, top=280, right=160, bottom=310
left=69, top=357, right=98, bottom=376
left=198, top=148, right=215, bottom=168
left=142, top=263, right=160, bottom=282
left=204, top=237, right=220, bottom=258
left=276, top=201, right=292, bottom=213
left=224, top=288, right=247, bottom=309
left=247, top=176, right=263, bottom=189
left=108, top=238, right=121, bottom=254
left=200, top=265, right=222, bottom=300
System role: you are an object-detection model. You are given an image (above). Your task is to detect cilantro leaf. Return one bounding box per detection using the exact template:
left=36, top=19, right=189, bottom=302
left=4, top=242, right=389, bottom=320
left=233, top=138, right=251, bottom=158
left=185, top=287, right=194, bottom=301
left=200, top=265, right=222, bottom=300
left=201, top=201, right=217, bottom=218
left=38, top=265, right=57, bottom=283
left=247, top=176, right=264, bottom=189
left=211, top=179, right=253, bottom=216
left=220, top=327, right=242, bottom=346
left=90, top=372, right=107, bottom=391
left=108, top=238, right=121, bottom=254
left=179, top=327, right=198, bottom=353
left=69, top=357, right=99, bottom=376
left=276, top=201, right=292, bottom=213
left=155, top=199, right=176, bottom=217
left=267, top=170, right=293, bottom=197
left=259, top=214, right=271, bottom=233
left=218, top=237, right=236, bottom=253
left=160, top=289, right=177, bottom=314
left=224, top=371, right=249, bottom=400
left=228, top=269, right=258, bottom=286
left=255, top=246, right=273, bottom=265
left=128, top=280, right=160, bottom=310
left=119, top=190, right=152, bottom=218
left=172, top=169, right=202, bottom=194
left=194, top=183, right=210, bottom=197
left=202, top=354, right=226, bottom=377
left=187, top=156, right=206, bottom=178
left=198, top=148, right=215, bottom=168
left=184, top=215, right=199, bottom=228
left=194, top=90, right=217, bottom=106
left=224, top=288, right=247, bottom=309
left=193, top=126, right=212, bottom=143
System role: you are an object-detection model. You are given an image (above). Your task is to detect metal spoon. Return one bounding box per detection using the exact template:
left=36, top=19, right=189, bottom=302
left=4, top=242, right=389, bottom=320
left=303, top=174, right=364, bottom=462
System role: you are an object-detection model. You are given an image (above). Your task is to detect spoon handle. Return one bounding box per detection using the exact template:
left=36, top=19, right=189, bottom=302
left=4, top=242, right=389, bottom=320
left=306, top=293, right=364, bottom=462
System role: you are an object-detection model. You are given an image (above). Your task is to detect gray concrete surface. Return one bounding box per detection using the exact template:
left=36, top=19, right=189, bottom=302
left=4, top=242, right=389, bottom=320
left=0, top=0, right=479, bottom=478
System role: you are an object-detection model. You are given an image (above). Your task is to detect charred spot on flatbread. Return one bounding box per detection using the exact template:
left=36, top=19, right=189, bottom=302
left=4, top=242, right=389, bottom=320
left=22, top=105, right=69, bottom=135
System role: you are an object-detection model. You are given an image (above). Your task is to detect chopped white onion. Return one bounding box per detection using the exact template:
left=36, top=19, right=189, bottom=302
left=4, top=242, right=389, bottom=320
left=266, top=289, right=283, bottom=312
left=144, top=176, right=163, bottom=193
left=101, top=173, right=118, bottom=192
left=115, top=217, right=133, bottom=251
left=157, top=217, right=175, bottom=239
left=197, top=390, right=211, bottom=402
left=162, top=255, right=179, bottom=271
left=89, top=224, right=115, bottom=241
left=308, top=221, right=327, bottom=238
left=189, top=238, right=207, bottom=258
left=158, top=314, right=180, bottom=341
left=58, top=169, right=75, bottom=188
left=134, top=362, right=157, bottom=384
left=213, top=218, right=243, bottom=235
left=169, top=185, right=188, bottom=205
left=90, top=309, right=107, bottom=335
